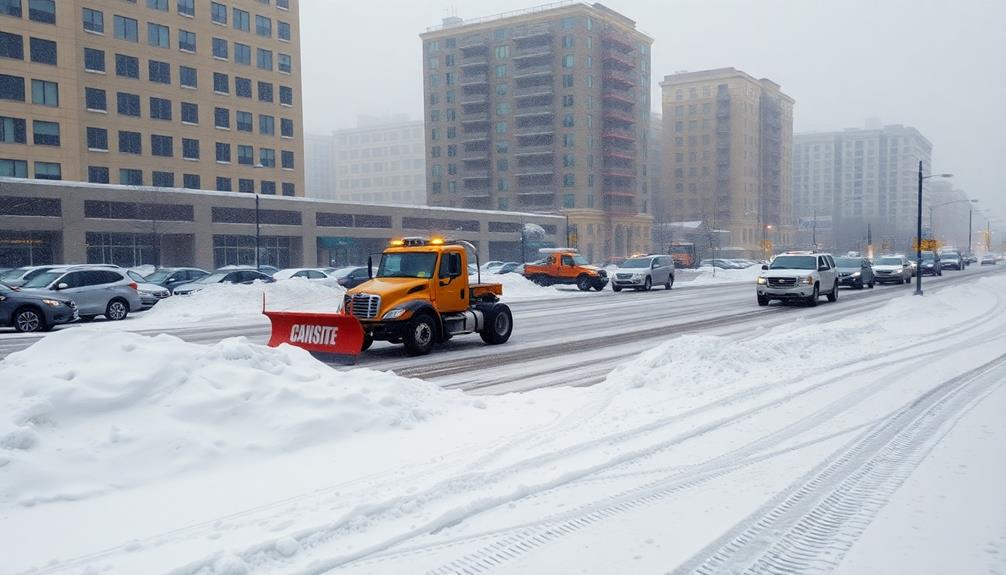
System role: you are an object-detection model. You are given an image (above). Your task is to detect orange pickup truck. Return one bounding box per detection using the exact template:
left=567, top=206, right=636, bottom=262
left=523, top=248, right=609, bottom=291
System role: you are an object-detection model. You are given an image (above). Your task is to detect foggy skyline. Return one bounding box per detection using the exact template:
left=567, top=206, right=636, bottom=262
left=299, top=0, right=1006, bottom=224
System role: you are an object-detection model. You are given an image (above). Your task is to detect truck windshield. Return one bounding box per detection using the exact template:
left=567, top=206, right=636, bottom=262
left=570, top=254, right=590, bottom=266
left=620, top=258, right=651, bottom=268
left=769, top=256, right=816, bottom=270
left=378, top=252, right=438, bottom=279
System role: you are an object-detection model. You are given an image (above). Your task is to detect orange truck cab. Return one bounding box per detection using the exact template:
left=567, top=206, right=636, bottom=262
left=344, top=237, right=513, bottom=356
left=522, top=248, right=609, bottom=291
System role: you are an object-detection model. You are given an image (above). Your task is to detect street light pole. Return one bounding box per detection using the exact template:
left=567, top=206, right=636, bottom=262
left=255, top=193, right=261, bottom=271
left=915, top=163, right=953, bottom=296
left=812, top=208, right=817, bottom=249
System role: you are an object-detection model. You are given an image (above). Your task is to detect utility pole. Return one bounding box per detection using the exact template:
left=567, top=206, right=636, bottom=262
left=255, top=193, right=261, bottom=271
left=812, top=209, right=817, bottom=249
left=915, top=161, right=923, bottom=296
left=968, top=207, right=973, bottom=256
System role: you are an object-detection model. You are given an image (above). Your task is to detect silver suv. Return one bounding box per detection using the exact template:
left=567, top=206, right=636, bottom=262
left=756, top=252, right=839, bottom=307
left=19, top=266, right=143, bottom=321
left=612, top=255, right=676, bottom=292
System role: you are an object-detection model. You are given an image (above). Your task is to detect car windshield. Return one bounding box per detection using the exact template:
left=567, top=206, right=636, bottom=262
left=21, top=271, right=62, bottom=289
left=835, top=258, right=860, bottom=267
left=197, top=273, right=228, bottom=284
left=769, top=256, right=817, bottom=270
left=620, top=258, right=652, bottom=269
left=922, top=251, right=936, bottom=261
left=377, top=252, right=438, bottom=279
left=145, top=270, right=173, bottom=283
left=0, top=267, right=28, bottom=280
left=876, top=257, right=903, bottom=265
left=127, top=271, right=146, bottom=282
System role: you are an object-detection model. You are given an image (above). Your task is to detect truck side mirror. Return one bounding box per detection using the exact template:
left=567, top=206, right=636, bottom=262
left=761, top=264, right=768, bottom=270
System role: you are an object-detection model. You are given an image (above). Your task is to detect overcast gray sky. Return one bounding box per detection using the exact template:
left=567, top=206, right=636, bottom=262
left=300, top=0, right=1006, bottom=224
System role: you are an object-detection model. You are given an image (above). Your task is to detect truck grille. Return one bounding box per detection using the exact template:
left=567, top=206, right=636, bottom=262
left=349, top=294, right=381, bottom=319
left=767, top=277, right=798, bottom=288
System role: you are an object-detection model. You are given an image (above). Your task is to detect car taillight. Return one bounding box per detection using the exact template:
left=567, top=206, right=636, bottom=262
left=129, top=282, right=138, bottom=290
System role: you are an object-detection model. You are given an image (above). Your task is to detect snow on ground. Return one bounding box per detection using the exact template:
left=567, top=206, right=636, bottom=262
left=471, top=272, right=590, bottom=300
left=684, top=264, right=763, bottom=285
left=130, top=279, right=345, bottom=327
left=2, top=275, right=1005, bottom=573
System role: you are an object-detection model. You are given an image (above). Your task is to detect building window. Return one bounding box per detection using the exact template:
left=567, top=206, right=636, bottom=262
left=27, top=37, right=55, bottom=65
left=148, top=23, right=169, bottom=48
left=0, top=0, right=22, bottom=18
left=278, top=53, right=291, bottom=73
left=178, top=29, right=196, bottom=51
left=114, top=15, right=138, bottom=41
left=152, top=171, right=174, bottom=187
left=281, top=182, right=294, bottom=196
left=278, top=20, right=291, bottom=41
left=280, top=118, right=293, bottom=137
left=34, top=161, right=60, bottom=180
left=212, top=37, right=227, bottom=59
left=149, top=97, right=171, bottom=120
left=237, top=144, right=253, bottom=165
left=84, top=47, right=105, bottom=72
left=182, top=138, right=199, bottom=159
left=211, top=2, right=227, bottom=24
left=563, top=194, right=575, bottom=208
left=215, top=142, right=230, bottom=163
left=148, top=60, right=171, bottom=84
left=30, top=79, right=58, bottom=106
left=563, top=134, right=574, bottom=147
left=257, top=81, right=273, bottom=102
left=180, top=65, right=197, bottom=87
left=563, top=94, right=574, bottom=107
left=238, top=178, right=254, bottom=193
left=279, top=85, right=292, bottom=105
left=259, top=148, right=275, bottom=168
left=563, top=113, right=574, bottom=127
left=147, top=0, right=168, bottom=11
left=86, top=126, right=107, bottom=150
left=33, top=120, right=61, bottom=147
left=118, top=130, right=141, bottom=154
left=28, top=0, right=54, bottom=24
left=117, top=92, right=140, bottom=117
left=234, top=42, right=250, bottom=65
left=0, top=74, right=25, bottom=101
left=260, top=180, right=276, bottom=195
left=235, top=76, right=252, bottom=97
left=495, top=64, right=506, bottom=78
left=232, top=8, right=249, bottom=31
left=180, top=101, right=198, bottom=123
left=88, top=166, right=110, bottom=183
left=281, top=150, right=294, bottom=169
left=236, top=110, right=252, bottom=132
left=0, top=158, right=28, bottom=178
left=563, top=173, right=575, bottom=187
left=216, top=176, right=231, bottom=191
left=562, top=74, right=573, bottom=88
left=177, top=0, right=195, bottom=17
left=183, top=174, right=200, bottom=189
left=495, top=121, right=506, bottom=134
left=82, top=8, right=104, bottom=33
left=119, top=168, right=143, bottom=186
left=115, top=53, right=139, bottom=78
left=259, top=114, right=274, bottom=135
left=213, top=72, right=229, bottom=93
left=562, top=35, right=574, bottom=49
left=214, top=106, right=229, bottom=128
left=0, top=116, right=26, bottom=143
left=0, top=31, right=22, bottom=59
left=277, top=0, right=289, bottom=9
left=256, top=48, right=272, bottom=70
left=255, top=14, right=271, bottom=37
left=563, top=54, right=574, bottom=68
left=85, top=87, right=105, bottom=111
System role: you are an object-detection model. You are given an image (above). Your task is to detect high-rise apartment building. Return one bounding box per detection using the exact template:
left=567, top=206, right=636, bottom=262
left=793, top=123, right=933, bottom=251
left=420, top=2, right=654, bottom=262
left=661, top=68, right=794, bottom=257
left=304, top=115, right=426, bottom=204
left=0, top=0, right=303, bottom=195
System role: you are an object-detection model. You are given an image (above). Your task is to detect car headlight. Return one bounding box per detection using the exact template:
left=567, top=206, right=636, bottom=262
left=756, top=277, right=767, bottom=285
left=41, top=298, right=62, bottom=307
left=851, top=272, right=861, bottom=278
left=382, top=308, right=407, bottom=320
left=800, top=275, right=814, bottom=285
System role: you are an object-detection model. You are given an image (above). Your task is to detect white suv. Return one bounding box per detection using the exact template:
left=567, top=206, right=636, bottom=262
left=756, top=252, right=839, bottom=307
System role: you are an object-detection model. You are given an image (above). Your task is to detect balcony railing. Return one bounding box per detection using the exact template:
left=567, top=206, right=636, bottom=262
left=460, top=73, right=489, bottom=86
left=514, top=84, right=554, bottom=97
left=513, top=64, right=553, bottom=78
left=461, top=93, right=490, bottom=104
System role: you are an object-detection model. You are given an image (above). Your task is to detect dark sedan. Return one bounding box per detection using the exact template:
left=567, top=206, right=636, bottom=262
left=144, top=267, right=209, bottom=293
left=330, top=266, right=370, bottom=289
left=835, top=257, right=875, bottom=289
left=0, top=281, right=78, bottom=332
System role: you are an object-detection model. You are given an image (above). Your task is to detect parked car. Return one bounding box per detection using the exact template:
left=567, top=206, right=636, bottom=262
left=981, top=254, right=997, bottom=265
left=218, top=264, right=281, bottom=277
left=126, top=271, right=171, bottom=309
left=0, top=265, right=61, bottom=288
left=699, top=258, right=743, bottom=269
left=480, top=261, right=505, bottom=272
left=872, top=255, right=913, bottom=284
left=611, top=254, right=676, bottom=292
left=144, top=267, right=209, bottom=293
left=0, top=281, right=78, bottom=332
left=493, top=262, right=521, bottom=275
left=756, top=252, right=839, bottom=307
left=919, top=251, right=942, bottom=276
left=834, top=256, right=875, bottom=289
left=274, top=267, right=344, bottom=288
left=172, top=269, right=276, bottom=295
left=939, top=250, right=964, bottom=271
left=18, top=267, right=142, bottom=321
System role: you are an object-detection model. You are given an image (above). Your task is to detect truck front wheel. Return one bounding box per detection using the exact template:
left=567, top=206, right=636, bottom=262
left=361, top=333, right=373, bottom=351
left=403, top=314, right=436, bottom=356
left=576, top=275, right=592, bottom=291
left=480, top=304, right=513, bottom=345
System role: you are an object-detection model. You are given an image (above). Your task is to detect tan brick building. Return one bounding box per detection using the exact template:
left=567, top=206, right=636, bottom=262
left=660, top=68, right=794, bottom=257
left=419, top=2, right=654, bottom=263
left=0, top=0, right=303, bottom=196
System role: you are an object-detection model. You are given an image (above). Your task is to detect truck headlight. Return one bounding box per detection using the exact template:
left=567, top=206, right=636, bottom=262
left=382, top=308, right=407, bottom=320
left=41, top=298, right=62, bottom=307
left=756, top=277, right=767, bottom=285
left=800, top=275, right=814, bottom=285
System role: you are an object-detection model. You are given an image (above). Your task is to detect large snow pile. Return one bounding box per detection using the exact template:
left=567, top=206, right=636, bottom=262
left=686, top=264, right=763, bottom=285
left=0, top=328, right=474, bottom=506
left=471, top=272, right=590, bottom=300
left=133, top=279, right=346, bottom=326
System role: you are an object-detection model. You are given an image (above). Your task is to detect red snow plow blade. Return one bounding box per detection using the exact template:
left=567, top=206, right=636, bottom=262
left=264, top=309, right=365, bottom=365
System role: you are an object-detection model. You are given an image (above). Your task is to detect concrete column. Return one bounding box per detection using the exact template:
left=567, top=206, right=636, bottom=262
left=301, top=208, right=318, bottom=266
left=192, top=201, right=215, bottom=270
left=62, top=193, right=87, bottom=264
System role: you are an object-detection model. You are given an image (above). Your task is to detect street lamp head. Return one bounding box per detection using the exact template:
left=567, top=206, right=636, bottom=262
left=938, top=173, right=953, bottom=178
